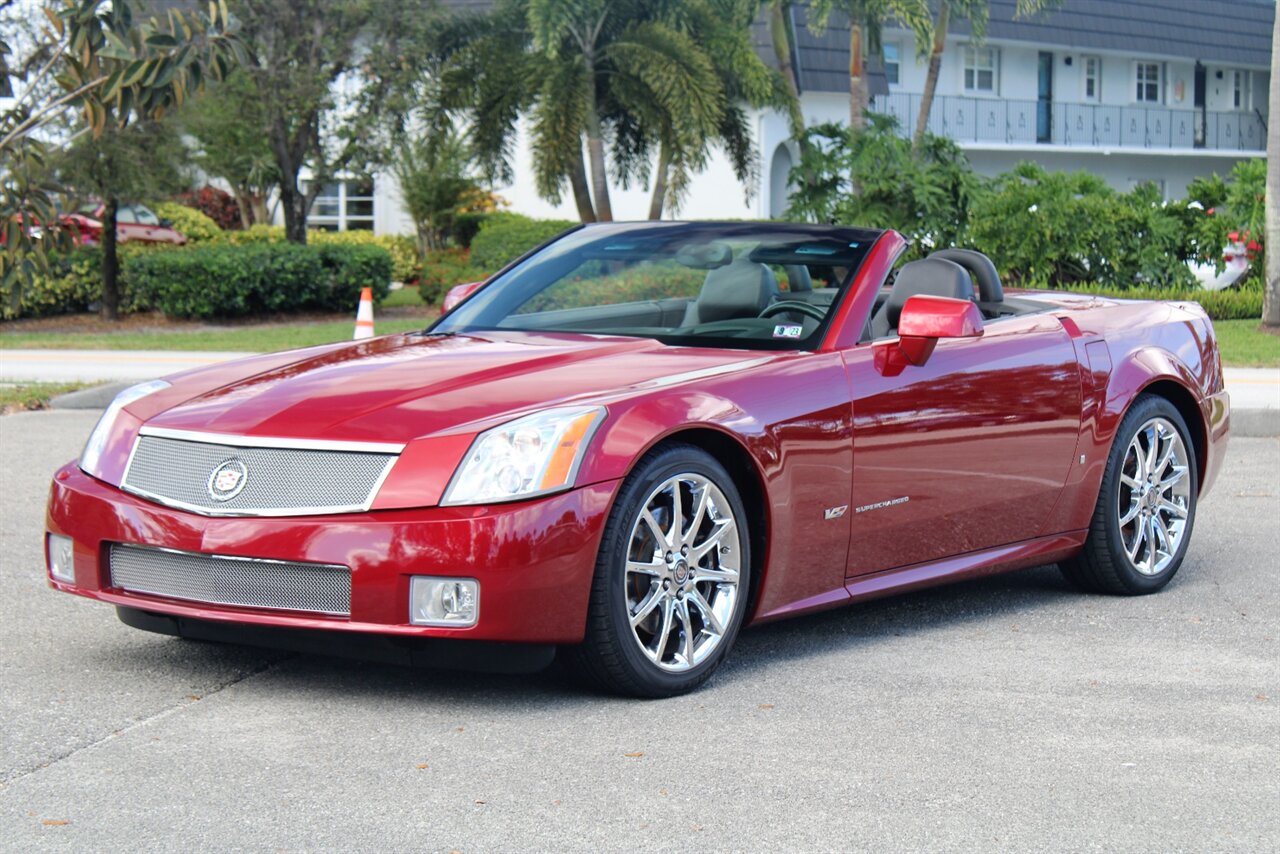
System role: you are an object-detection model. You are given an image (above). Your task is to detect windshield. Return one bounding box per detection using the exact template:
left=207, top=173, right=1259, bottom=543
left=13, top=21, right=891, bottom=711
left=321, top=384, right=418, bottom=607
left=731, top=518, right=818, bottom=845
left=432, top=222, right=881, bottom=350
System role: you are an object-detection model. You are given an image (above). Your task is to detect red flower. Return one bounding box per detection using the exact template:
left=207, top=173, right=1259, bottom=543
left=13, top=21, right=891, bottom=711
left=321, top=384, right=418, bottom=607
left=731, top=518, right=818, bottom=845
left=1247, top=240, right=1262, bottom=251
left=1228, top=231, right=1240, bottom=242
left=1207, top=208, right=1216, bottom=215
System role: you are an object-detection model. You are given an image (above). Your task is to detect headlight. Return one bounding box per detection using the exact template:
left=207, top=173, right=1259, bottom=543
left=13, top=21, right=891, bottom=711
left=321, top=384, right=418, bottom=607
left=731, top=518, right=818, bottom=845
left=79, top=379, right=170, bottom=479
left=441, top=406, right=605, bottom=506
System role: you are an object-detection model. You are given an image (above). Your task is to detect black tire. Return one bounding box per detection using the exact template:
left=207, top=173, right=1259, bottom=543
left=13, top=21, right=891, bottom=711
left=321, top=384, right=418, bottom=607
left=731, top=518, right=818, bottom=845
left=567, top=443, right=752, bottom=698
left=1060, top=394, right=1199, bottom=595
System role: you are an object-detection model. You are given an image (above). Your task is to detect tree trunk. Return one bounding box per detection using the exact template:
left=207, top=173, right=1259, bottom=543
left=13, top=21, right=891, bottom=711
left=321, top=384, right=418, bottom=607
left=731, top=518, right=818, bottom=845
left=569, top=146, right=597, bottom=223
left=279, top=180, right=308, bottom=244
left=251, top=194, right=270, bottom=227
left=233, top=190, right=254, bottom=229
left=1265, top=9, right=1280, bottom=327
left=583, top=63, right=613, bottom=222
left=849, top=22, right=868, bottom=130
left=648, top=145, right=671, bottom=220
left=99, top=197, right=120, bottom=321
left=913, top=0, right=950, bottom=152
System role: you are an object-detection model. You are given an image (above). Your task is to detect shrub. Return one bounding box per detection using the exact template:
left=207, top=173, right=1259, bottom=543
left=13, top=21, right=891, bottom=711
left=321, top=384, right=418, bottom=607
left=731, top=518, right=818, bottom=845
left=153, top=202, right=223, bottom=242
left=175, top=186, right=243, bottom=230
left=417, top=248, right=487, bottom=304
left=1, top=249, right=104, bottom=319
left=786, top=115, right=984, bottom=254
left=468, top=212, right=577, bottom=272
left=128, top=243, right=392, bottom=319
left=451, top=212, right=488, bottom=248
left=970, top=162, right=1195, bottom=289
left=1053, top=281, right=1262, bottom=321
left=217, top=223, right=286, bottom=244
left=309, top=230, right=418, bottom=284
left=1187, top=158, right=1266, bottom=275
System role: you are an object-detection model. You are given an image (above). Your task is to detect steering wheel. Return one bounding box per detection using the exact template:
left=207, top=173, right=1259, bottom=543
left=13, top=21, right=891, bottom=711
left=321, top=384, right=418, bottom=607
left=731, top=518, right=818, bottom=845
left=759, top=300, right=826, bottom=322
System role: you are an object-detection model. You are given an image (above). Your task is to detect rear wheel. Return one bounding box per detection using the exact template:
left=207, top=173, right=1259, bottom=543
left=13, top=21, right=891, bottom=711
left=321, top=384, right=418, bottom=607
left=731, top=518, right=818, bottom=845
left=1061, top=395, right=1198, bottom=595
left=569, top=444, right=751, bottom=698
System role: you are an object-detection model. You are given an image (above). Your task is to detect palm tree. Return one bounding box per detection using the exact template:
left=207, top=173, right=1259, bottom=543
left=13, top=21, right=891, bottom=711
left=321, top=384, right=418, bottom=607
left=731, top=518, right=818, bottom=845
left=455, top=0, right=778, bottom=223
left=912, top=0, right=1055, bottom=152
left=638, top=0, right=785, bottom=218
left=808, top=0, right=933, bottom=130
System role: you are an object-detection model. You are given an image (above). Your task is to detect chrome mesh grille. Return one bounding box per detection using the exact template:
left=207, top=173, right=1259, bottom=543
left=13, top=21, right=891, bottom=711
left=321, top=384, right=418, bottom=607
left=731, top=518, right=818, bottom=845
left=123, top=434, right=397, bottom=516
left=109, top=544, right=351, bottom=616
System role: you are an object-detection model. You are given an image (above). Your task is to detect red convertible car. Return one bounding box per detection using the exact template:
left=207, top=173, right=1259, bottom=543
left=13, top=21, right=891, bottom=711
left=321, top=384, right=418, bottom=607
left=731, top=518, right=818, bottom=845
left=45, top=223, right=1229, bottom=697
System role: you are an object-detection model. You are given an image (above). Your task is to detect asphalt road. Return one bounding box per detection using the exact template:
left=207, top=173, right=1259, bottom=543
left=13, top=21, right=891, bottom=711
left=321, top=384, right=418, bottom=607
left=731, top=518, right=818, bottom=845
left=1, top=410, right=1277, bottom=851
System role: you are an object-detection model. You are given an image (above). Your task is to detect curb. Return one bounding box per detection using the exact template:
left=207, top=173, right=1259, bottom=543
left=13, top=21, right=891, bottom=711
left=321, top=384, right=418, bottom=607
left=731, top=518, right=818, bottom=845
left=49, top=382, right=131, bottom=411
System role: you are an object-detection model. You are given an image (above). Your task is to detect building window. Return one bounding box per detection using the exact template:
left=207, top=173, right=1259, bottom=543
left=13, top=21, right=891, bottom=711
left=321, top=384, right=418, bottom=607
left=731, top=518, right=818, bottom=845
left=1233, top=70, right=1250, bottom=110
left=1135, top=62, right=1162, bottom=104
left=307, top=179, right=375, bottom=231
left=964, top=46, right=998, bottom=93
left=883, top=43, right=900, bottom=86
left=1082, top=56, right=1101, bottom=101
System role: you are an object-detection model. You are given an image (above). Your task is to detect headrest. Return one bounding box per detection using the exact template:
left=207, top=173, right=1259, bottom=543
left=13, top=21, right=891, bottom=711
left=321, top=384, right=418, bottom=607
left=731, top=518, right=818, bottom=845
left=884, top=258, right=975, bottom=329
left=696, top=261, right=780, bottom=324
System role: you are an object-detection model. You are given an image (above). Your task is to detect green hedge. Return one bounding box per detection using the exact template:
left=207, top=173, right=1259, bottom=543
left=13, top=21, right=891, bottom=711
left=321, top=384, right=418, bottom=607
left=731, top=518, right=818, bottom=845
left=129, top=243, right=392, bottom=319
left=1, top=249, right=106, bottom=320
left=1054, top=281, right=1263, bottom=321
left=468, top=212, right=577, bottom=272
left=153, top=202, right=224, bottom=242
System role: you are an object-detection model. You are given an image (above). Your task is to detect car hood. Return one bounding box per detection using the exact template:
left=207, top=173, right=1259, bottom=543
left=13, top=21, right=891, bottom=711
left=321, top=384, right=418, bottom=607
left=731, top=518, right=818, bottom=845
left=145, top=330, right=777, bottom=444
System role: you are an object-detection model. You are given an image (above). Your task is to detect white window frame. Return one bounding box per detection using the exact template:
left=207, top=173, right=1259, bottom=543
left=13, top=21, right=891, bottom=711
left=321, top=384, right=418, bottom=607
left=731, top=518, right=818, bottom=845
left=883, top=42, right=901, bottom=86
left=1134, top=61, right=1163, bottom=105
left=963, top=45, right=999, bottom=94
left=307, top=179, right=375, bottom=231
left=1232, top=69, right=1251, bottom=111
left=1081, top=55, right=1101, bottom=102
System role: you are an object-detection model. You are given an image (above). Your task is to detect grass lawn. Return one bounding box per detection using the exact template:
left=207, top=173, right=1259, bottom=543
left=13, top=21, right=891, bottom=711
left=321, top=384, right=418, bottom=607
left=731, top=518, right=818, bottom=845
left=0, top=314, right=435, bottom=353
left=2, top=306, right=1275, bottom=367
left=1214, top=319, right=1280, bottom=368
left=0, top=382, right=91, bottom=415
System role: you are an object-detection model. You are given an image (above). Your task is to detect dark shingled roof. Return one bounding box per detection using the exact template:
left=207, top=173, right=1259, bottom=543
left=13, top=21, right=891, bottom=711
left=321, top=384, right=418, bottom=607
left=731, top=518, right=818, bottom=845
left=966, top=0, right=1275, bottom=69
left=755, top=0, right=1275, bottom=94
left=445, top=1, right=1274, bottom=96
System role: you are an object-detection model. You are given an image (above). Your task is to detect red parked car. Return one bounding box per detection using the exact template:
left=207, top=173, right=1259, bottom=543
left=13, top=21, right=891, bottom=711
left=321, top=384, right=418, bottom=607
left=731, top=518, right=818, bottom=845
left=63, top=203, right=187, bottom=246
left=44, top=223, right=1229, bottom=697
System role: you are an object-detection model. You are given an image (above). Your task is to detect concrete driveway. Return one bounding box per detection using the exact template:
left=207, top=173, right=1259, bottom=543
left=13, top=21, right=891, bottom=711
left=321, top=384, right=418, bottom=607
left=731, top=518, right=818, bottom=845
left=1, top=411, right=1276, bottom=850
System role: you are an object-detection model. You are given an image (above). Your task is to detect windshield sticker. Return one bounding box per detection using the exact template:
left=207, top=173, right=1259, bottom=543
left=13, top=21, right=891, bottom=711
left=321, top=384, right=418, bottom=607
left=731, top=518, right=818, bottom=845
left=773, top=324, right=804, bottom=339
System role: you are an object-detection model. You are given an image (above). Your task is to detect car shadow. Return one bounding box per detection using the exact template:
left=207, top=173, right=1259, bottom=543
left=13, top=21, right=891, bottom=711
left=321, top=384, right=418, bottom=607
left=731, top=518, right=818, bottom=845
left=82, top=562, right=1083, bottom=707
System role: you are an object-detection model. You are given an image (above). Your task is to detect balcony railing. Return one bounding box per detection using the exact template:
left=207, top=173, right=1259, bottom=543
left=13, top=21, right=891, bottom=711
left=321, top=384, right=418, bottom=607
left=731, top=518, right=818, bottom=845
left=872, top=93, right=1265, bottom=152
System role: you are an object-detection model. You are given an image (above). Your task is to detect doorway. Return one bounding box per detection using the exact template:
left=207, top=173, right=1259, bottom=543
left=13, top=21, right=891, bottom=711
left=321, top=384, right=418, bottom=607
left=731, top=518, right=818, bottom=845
left=1037, top=52, right=1054, bottom=143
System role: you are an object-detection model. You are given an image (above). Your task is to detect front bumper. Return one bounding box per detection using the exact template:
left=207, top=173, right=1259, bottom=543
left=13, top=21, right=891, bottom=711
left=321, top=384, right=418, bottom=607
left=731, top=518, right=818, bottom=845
left=46, top=463, right=618, bottom=644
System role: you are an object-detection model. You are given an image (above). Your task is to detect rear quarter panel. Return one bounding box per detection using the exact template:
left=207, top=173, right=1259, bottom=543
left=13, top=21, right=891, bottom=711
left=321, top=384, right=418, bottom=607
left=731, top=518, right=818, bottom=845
left=1039, top=294, right=1228, bottom=535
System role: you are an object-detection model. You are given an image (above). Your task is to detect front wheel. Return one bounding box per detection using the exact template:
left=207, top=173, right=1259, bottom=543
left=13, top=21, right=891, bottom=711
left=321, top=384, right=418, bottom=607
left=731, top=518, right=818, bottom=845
left=1061, top=395, right=1198, bottom=595
left=568, top=444, right=751, bottom=698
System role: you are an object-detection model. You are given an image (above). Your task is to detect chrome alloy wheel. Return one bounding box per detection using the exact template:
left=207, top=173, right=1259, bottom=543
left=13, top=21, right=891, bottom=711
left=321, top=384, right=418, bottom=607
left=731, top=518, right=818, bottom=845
left=1117, top=416, right=1192, bottom=576
left=623, top=473, right=742, bottom=672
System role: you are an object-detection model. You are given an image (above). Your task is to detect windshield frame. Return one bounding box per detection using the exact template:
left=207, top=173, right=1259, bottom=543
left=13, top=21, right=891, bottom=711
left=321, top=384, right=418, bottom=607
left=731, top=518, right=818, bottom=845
left=429, top=221, right=886, bottom=352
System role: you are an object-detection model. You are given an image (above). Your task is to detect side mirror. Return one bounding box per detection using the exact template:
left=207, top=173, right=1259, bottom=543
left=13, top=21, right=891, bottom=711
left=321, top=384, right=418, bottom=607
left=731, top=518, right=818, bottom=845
left=895, top=295, right=983, bottom=366
left=158, top=218, right=174, bottom=228
left=442, top=280, right=485, bottom=313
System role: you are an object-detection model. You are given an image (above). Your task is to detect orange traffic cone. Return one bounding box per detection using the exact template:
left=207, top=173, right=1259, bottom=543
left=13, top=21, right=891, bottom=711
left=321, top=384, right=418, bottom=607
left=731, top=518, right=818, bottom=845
left=353, top=287, right=374, bottom=340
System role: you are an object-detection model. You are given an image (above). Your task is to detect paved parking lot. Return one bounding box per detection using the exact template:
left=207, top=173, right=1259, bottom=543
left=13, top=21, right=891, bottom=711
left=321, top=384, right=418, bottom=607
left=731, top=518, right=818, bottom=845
left=1, top=410, right=1277, bottom=851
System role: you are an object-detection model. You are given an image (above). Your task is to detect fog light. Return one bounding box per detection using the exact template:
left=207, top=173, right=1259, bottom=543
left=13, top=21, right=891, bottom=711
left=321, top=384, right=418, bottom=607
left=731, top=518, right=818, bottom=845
left=409, top=576, right=479, bottom=627
left=47, top=534, right=75, bottom=583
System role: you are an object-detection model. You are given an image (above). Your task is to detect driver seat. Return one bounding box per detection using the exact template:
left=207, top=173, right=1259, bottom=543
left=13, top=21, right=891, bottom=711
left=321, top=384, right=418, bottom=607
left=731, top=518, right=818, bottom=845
left=683, top=260, right=781, bottom=325
left=867, top=257, right=975, bottom=339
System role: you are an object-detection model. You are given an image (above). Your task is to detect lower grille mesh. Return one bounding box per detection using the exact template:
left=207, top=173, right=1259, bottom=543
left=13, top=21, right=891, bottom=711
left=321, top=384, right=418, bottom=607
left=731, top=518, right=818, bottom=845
left=109, top=544, right=351, bottom=616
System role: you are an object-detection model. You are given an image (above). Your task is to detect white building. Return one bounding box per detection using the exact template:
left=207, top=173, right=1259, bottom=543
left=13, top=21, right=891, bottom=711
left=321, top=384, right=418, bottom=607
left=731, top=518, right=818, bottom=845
left=332, top=0, right=1274, bottom=234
